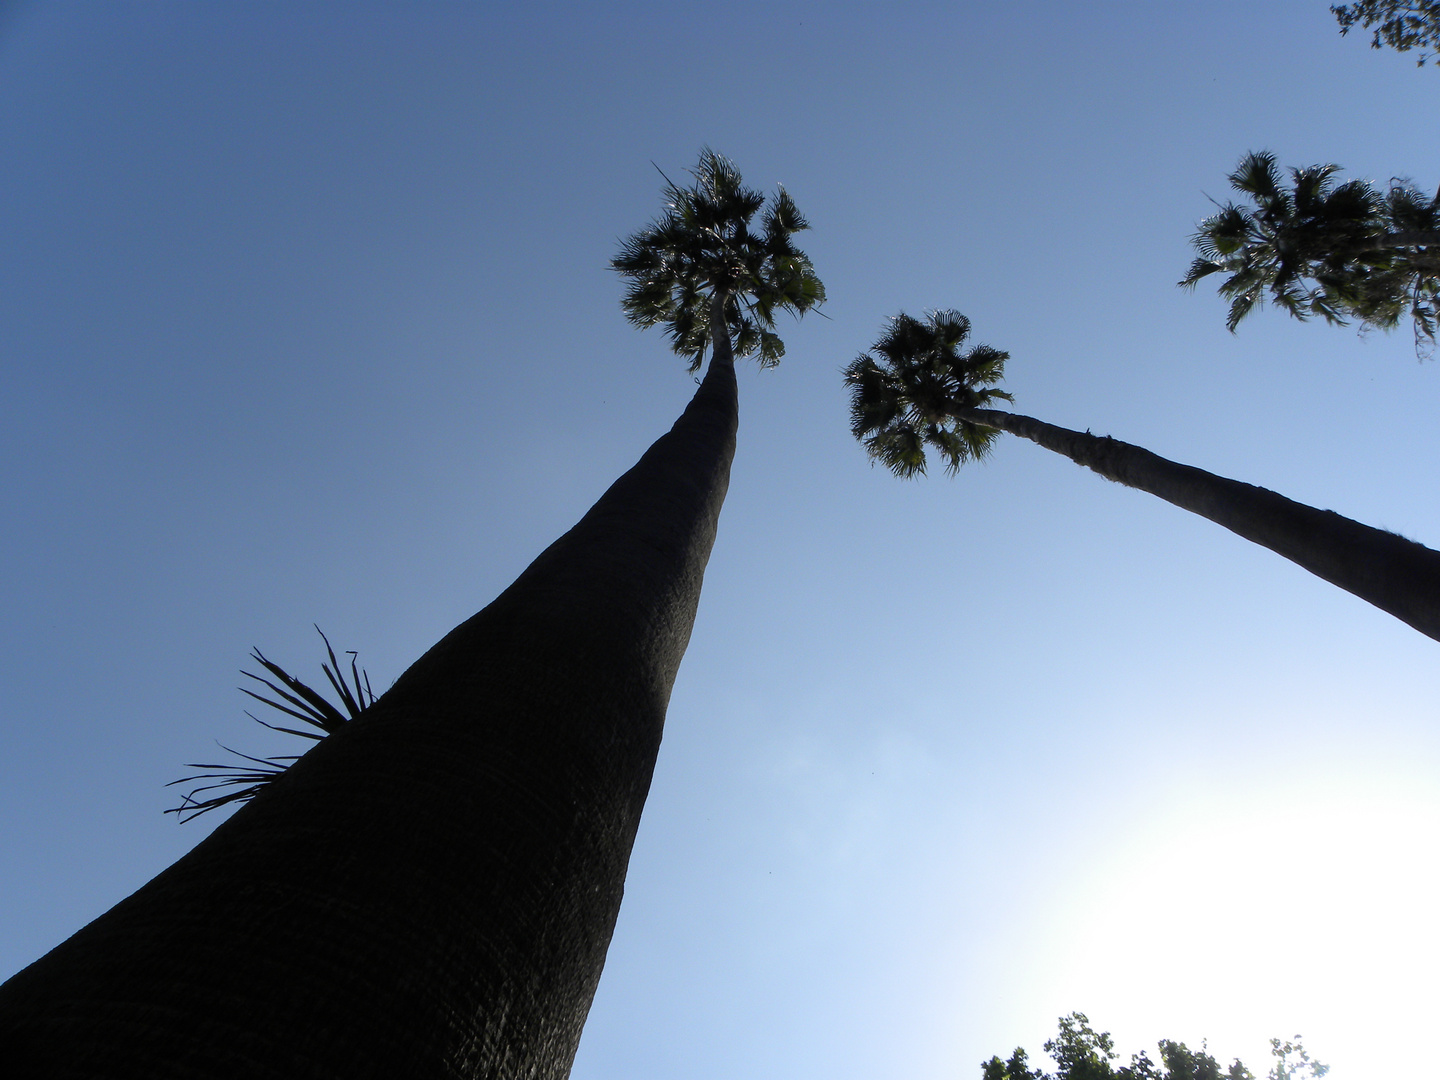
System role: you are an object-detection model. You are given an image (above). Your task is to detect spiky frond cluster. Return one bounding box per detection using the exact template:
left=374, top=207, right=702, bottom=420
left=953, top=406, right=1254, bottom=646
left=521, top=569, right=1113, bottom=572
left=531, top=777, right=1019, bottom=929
left=1334, top=1, right=1440, bottom=66
left=166, top=628, right=377, bottom=822
left=844, top=310, right=1013, bottom=478
left=612, top=149, right=825, bottom=371
left=1182, top=151, right=1440, bottom=352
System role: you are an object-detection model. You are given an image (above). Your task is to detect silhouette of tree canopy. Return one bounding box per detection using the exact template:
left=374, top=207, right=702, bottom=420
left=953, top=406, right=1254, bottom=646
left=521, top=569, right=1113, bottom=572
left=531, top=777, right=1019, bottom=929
left=843, top=308, right=1012, bottom=475
left=982, top=1013, right=1328, bottom=1080
left=611, top=149, right=824, bottom=371
left=1333, top=1, right=1440, bottom=66
left=1181, top=151, right=1440, bottom=353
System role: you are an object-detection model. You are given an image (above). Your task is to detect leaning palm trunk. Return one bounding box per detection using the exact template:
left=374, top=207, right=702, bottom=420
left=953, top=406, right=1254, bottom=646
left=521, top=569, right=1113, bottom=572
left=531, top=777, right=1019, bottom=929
left=0, top=346, right=738, bottom=1078
left=957, top=407, right=1440, bottom=643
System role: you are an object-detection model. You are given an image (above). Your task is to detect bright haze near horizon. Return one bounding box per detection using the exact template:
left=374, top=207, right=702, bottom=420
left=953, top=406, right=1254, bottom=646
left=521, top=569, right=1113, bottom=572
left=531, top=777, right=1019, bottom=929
left=2, top=2, right=1436, bottom=1077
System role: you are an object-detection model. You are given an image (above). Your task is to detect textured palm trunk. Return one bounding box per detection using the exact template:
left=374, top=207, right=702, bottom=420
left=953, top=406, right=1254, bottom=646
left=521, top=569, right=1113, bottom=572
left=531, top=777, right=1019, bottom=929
left=1343, top=230, right=1440, bottom=270
left=1352, top=230, right=1440, bottom=252
left=957, top=407, right=1440, bottom=643
left=0, top=344, right=738, bottom=1078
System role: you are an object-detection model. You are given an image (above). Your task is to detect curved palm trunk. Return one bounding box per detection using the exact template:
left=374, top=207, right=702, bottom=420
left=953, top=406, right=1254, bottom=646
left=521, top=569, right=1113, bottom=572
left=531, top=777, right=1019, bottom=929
left=957, top=407, right=1440, bottom=643
left=0, top=347, right=738, bottom=1078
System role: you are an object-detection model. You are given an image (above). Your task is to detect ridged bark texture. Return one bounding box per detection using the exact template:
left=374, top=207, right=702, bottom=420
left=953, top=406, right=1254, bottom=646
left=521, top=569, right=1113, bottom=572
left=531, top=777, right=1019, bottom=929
left=960, top=407, right=1440, bottom=643
left=0, top=355, right=739, bottom=1079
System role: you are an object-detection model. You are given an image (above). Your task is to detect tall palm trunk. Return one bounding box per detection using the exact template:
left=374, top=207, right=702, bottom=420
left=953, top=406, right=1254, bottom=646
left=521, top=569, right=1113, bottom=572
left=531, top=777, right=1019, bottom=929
left=956, top=407, right=1440, bottom=643
left=1337, top=231, right=1440, bottom=271
left=0, top=345, right=738, bottom=1078
left=1351, top=230, right=1440, bottom=252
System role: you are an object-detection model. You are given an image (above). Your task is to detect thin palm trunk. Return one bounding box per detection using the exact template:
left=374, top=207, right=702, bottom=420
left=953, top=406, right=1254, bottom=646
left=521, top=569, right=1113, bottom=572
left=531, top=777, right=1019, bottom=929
left=956, top=407, right=1440, bottom=643
left=1338, top=231, right=1440, bottom=270
left=0, top=345, right=739, bottom=1078
left=1350, top=230, right=1440, bottom=251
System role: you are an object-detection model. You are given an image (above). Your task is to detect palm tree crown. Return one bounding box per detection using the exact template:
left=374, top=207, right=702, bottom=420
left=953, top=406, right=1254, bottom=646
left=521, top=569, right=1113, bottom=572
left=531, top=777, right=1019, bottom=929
left=612, top=149, right=825, bottom=370
left=844, top=309, right=1013, bottom=477
left=843, top=307, right=1440, bottom=643
left=1182, top=150, right=1440, bottom=350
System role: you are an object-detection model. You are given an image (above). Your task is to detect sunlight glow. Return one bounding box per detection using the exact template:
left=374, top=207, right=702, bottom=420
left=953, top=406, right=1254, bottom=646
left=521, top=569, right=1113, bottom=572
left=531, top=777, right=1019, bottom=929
left=1034, top=775, right=1440, bottom=1078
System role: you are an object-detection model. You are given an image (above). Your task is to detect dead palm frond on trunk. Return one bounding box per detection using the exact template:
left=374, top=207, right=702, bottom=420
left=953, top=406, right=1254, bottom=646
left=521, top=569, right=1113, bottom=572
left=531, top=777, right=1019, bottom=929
left=166, top=627, right=377, bottom=822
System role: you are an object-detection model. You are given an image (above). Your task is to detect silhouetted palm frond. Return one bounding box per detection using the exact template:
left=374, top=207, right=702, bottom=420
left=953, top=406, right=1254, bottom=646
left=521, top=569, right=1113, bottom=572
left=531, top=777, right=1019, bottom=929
left=1183, top=150, right=1440, bottom=351
left=612, top=149, right=825, bottom=371
left=844, top=310, right=1013, bottom=478
left=166, top=627, right=378, bottom=822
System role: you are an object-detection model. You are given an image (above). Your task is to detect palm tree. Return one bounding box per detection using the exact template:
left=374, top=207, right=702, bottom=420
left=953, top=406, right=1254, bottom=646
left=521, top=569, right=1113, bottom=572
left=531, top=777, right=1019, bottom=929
left=0, top=151, right=821, bottom=1079
left=611, top=148, right=825, bottom=373
left=1181, top=151, right=1440, bottom=352
left=846, top=309, right=1440, bottom=643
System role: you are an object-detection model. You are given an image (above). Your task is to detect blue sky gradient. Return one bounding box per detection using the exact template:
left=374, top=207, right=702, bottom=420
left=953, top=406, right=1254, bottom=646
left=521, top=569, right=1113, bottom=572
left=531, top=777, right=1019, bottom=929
left=2, top=3, right=1437, bottom=1077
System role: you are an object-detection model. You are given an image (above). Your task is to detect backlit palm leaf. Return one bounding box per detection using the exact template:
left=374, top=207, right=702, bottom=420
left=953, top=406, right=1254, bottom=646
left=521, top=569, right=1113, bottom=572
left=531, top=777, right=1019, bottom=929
left=844, top=310, right=1014, bottom=478
left=1183, top=150, right=1440, bottom=350
left=166, top=627, right=378, bottom=822
left=612, top=149, right=825, bottom=371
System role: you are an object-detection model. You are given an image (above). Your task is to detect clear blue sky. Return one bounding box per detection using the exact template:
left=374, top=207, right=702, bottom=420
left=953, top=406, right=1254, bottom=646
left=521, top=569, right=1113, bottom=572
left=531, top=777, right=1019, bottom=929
left=2, top=3, right=1437, bottom=1078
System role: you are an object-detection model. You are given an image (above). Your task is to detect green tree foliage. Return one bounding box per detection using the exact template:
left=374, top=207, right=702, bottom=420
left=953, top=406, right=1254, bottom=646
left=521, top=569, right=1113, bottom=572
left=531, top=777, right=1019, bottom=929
left=845, top=309, right=1440, bottom=642
left=982, top=1013, right=1328, bottom=1080
left=1181, top=151, right=1440, bottom=352
left=842, top=309, right=1012, bottom=476
left=1333, top=1, right=1440, bottom=65
left=611, top=149, right=824, bottom=371
left=1264, top=1039, right=1329, bottom=1080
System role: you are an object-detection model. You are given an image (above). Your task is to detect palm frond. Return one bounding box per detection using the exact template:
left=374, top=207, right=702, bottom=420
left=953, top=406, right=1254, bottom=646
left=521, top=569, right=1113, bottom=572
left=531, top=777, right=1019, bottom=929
left=612, top=150, right=824, bottom=370
left=1184, top=150, right=1440, bottom=350
left=163, top=747, right=296, bottom=822
left=1229, top=151, right=1284, bottom=203
left=166, top=628, right=378, bottom=823
left=845, top=310, right=1011, bottom=478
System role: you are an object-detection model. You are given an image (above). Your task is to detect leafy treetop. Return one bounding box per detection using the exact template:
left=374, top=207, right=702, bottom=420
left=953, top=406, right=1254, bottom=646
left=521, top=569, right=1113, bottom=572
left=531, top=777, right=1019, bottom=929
left=844, top=309, right=1013, bottom=477
left=1333, top=1, right=1440, bottom=65
left=983, top=1013, right=1328, bottom=1080
left=612, top=149, right=825, bottom=372
left=1182, top=150, right=1440, bottom=353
